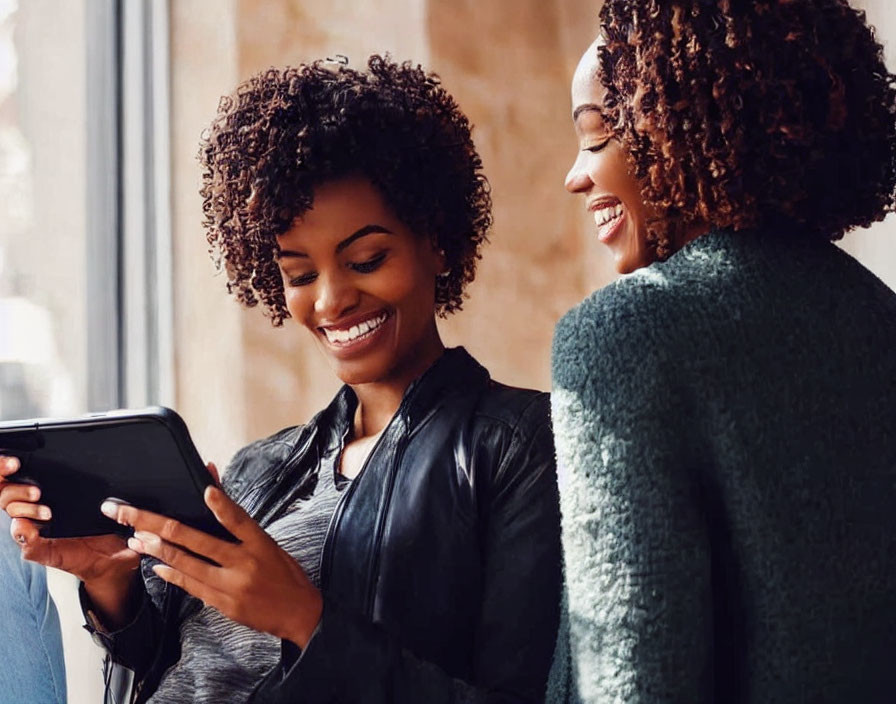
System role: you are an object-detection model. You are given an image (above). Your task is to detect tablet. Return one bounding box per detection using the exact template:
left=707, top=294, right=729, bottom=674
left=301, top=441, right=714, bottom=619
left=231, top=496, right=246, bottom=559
left=0, top=406, right=235, bottom=541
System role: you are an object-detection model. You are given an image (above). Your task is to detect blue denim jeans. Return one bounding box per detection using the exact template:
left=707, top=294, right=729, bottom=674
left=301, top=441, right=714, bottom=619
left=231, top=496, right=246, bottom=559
left=0, top=512, right=67, bottom=704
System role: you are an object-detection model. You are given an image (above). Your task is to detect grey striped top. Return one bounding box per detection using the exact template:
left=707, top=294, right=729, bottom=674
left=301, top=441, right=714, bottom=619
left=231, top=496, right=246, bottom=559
left=146, top=440, right=348, bottom=704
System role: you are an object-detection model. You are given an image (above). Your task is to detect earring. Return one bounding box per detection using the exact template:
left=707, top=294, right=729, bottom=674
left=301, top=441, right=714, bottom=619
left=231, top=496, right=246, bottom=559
left=437, top=249, right=449, bottom=278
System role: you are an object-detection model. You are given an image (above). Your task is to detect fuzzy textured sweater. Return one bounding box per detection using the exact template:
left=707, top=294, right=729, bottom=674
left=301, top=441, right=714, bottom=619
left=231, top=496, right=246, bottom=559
left=548, top=228, right=896, bottom=703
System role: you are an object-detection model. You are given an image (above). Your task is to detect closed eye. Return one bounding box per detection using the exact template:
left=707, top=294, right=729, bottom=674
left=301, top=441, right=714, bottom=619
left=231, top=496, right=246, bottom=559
left=585, top=138, right=612, bottom=153
left=287, top=272, right=317, bottom=287
left=349, top=252, right=387, bottom=274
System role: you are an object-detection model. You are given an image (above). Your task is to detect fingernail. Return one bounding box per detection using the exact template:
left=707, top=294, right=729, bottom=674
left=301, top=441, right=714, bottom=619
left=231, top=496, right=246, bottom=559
left=29, top=487, right=41, bottom=501
left=3, top=457, right=19, bottom=472
left=127, top=537, right=144, bottom=552
left=100, top=501, right=119, bottom=520
left=37, top=506, right=51, bottom=521
left=133, top=530, right=158, bottom=545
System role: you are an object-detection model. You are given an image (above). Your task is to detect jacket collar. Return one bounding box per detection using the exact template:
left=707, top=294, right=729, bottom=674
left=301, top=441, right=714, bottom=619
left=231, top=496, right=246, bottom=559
left=317, top=347, right=491, bottom=440
left=238, top=348, right=491, bottom=532
left=401, top=346, right=491, bottom=430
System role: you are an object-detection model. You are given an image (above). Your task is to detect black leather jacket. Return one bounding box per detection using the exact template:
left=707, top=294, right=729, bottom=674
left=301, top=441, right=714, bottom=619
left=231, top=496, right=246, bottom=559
left=92, top=348, right=562, bottom=703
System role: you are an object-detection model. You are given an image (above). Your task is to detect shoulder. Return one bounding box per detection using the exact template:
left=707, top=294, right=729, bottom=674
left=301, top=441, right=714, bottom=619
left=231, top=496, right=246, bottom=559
left=434, top=347, right=551, bottom=436
left=552, top=270, right=681, bottom=412
left=221, top=425, right=305, bottom=495
left=474, top=382, right=551, bottom=434
left=552, top=229, right=773, bottom=399
left=221, top=387, right=354, bottom=496
left=465, top=381, right=555, bottom=489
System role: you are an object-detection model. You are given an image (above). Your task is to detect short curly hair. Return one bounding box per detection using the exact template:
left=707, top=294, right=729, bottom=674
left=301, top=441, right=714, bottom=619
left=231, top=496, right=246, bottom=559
left=597, top=0, right=896, bottom=259
left=199, top=55, right=491, bottom=325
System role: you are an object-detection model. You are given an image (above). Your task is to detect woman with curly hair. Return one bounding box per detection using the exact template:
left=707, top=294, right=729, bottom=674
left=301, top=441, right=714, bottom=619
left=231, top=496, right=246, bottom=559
left=0, top=56, right=561, bottom=703
left=550, top=1, right=896, bottom=702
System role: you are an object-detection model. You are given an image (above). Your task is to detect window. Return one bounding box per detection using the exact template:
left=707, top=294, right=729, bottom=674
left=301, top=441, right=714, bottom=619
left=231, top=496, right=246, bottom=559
left=1, top=1, right=172, bottom=700
left=0, top=0, right=88, bottom=422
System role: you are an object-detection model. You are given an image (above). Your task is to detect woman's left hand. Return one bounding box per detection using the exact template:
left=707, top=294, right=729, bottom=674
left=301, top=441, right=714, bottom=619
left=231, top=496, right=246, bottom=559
left=101, top=483, right=323, bottom=649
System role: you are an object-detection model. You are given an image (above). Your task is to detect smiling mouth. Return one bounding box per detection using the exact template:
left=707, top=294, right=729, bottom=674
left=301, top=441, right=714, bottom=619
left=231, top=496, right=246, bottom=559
left=321, top=311, right=390, bottom=346
left=592, top=200, right=625, bottom=242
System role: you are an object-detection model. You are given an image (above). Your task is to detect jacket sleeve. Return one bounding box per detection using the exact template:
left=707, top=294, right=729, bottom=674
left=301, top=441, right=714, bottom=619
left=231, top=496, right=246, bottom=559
left=78, top=437, right=272, bottom=679
left=79, top=575, right=166, bottom=677
left=249, top=400, right=562, bottom=704
left=550, top=292, right=713, bottom=703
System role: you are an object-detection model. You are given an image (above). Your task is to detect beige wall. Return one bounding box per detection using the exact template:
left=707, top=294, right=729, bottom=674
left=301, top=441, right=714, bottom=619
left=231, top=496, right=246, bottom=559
left=170, top=0, right=602, bottom=464
left=169, top=0, right=249, bottom=466
left=427, top=0, right=604, bottom=384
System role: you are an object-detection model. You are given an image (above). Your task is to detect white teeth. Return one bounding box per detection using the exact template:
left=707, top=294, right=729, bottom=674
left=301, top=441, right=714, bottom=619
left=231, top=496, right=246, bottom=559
left=593, top=202, right=624, bottom=227
left=323, top=313, right=388, bottom=345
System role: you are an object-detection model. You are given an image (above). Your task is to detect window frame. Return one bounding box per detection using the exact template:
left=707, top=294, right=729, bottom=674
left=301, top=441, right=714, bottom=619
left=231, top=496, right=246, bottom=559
left=86, top=0, right=173, bottom=412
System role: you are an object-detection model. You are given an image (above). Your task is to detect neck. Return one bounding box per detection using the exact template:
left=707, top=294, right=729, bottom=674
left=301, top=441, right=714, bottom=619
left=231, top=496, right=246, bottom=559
left=678, top=220, right=712, bottom=249
left=349, top=326, right=445, bottom=438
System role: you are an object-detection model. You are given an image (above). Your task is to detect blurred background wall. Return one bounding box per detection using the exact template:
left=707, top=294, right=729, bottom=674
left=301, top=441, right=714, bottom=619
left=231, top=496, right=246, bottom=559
left=170, top=0, right=603, bottom=466
left=3, top=1, right=896, bottom=701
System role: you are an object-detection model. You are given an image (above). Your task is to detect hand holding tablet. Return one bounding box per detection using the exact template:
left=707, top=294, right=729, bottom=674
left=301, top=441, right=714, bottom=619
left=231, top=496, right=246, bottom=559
left=0, top=407, right=234, bottom=542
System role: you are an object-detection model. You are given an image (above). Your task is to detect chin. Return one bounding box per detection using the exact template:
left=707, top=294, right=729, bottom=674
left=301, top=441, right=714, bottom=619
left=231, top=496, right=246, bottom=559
left=613, top=246, right=653, bottom=274
left=614, top=254, right=640, bottom=275
left=329, top=362, right=379, bottom=387
left=327, top=354, right=399, bottom=387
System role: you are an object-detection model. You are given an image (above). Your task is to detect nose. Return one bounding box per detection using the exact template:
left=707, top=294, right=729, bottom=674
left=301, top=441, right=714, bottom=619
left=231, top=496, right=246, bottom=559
left=313, top=271, right=359, bottom=319
left=565, top=151, right=592, bottom=194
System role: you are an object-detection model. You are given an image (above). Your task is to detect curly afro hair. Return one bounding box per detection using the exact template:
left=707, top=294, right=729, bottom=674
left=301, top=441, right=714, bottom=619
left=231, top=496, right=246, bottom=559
left=596, top=0, right=896, bottom=259
left=199, top=55, right=491, bottom=326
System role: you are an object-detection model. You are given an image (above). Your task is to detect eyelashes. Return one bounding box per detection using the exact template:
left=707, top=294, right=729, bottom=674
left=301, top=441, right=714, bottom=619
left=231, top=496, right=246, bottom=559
left=285, top=252, right=388, bottom=287
left=585, top=138, right=612, bottom=153
left=288, top=272, right=317, bottom=287
left=349, top=252, right=387, bottom=274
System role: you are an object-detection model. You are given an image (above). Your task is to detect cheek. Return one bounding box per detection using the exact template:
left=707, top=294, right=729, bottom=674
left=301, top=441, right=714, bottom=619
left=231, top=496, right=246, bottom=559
left=611, top=163, right=640, bottom=201
left=384, top=276, right=434, bottom=315
left=283, top=287, right=313, bottom=325
left=593, top=145, right=641, bottom=203
left=375, top=256, right=439, bottom=306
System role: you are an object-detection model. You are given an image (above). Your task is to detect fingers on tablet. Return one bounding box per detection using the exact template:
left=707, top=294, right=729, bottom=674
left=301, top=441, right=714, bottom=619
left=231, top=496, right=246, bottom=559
left=100, top=498, right=132, bottom=525
left=0, top=455, right=21, bottom=475
left=0, top=483, right=41, bottom=511
left=5, top=501, right=51, bottom=521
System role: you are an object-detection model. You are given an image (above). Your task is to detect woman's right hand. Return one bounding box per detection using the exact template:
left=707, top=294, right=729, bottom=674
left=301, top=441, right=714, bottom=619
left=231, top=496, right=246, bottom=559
left=0, top=454, right=142, bottom=626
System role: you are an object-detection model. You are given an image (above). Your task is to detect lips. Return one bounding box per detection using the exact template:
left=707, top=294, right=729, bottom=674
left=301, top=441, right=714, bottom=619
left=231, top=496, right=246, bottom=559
left=589, top=198, right=626, bottom=243
left=318, top=309, right=393, bottom=358
left=322, top=311, right=389, bottom=345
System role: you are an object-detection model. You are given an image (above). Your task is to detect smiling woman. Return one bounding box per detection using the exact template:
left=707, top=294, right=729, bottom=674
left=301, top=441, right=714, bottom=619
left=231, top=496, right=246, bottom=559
left=0, top=55, right=562, bottom=704
left=564, top=53, right=657, bottom=273
left=275, top=177, right=446, bottom=397
left=551, top=2, right=896, bottom=702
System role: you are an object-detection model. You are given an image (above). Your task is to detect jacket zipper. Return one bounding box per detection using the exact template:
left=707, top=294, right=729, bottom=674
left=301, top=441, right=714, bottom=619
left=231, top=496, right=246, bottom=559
left=362, top=433, right=405, bottom=616
left=318, top=412, right=398, bottom=595
left=318, top=469, right=355, bottom=592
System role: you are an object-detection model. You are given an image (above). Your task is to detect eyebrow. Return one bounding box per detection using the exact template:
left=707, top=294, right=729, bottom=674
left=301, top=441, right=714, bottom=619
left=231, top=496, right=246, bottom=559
left=278, top=224, right=394, bottom=259
left=572, top=103, right=602, bottom=121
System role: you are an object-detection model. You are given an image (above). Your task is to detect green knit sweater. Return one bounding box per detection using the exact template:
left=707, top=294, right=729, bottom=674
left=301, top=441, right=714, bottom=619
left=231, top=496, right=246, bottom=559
left=549, top=228, right=896, bottom=703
